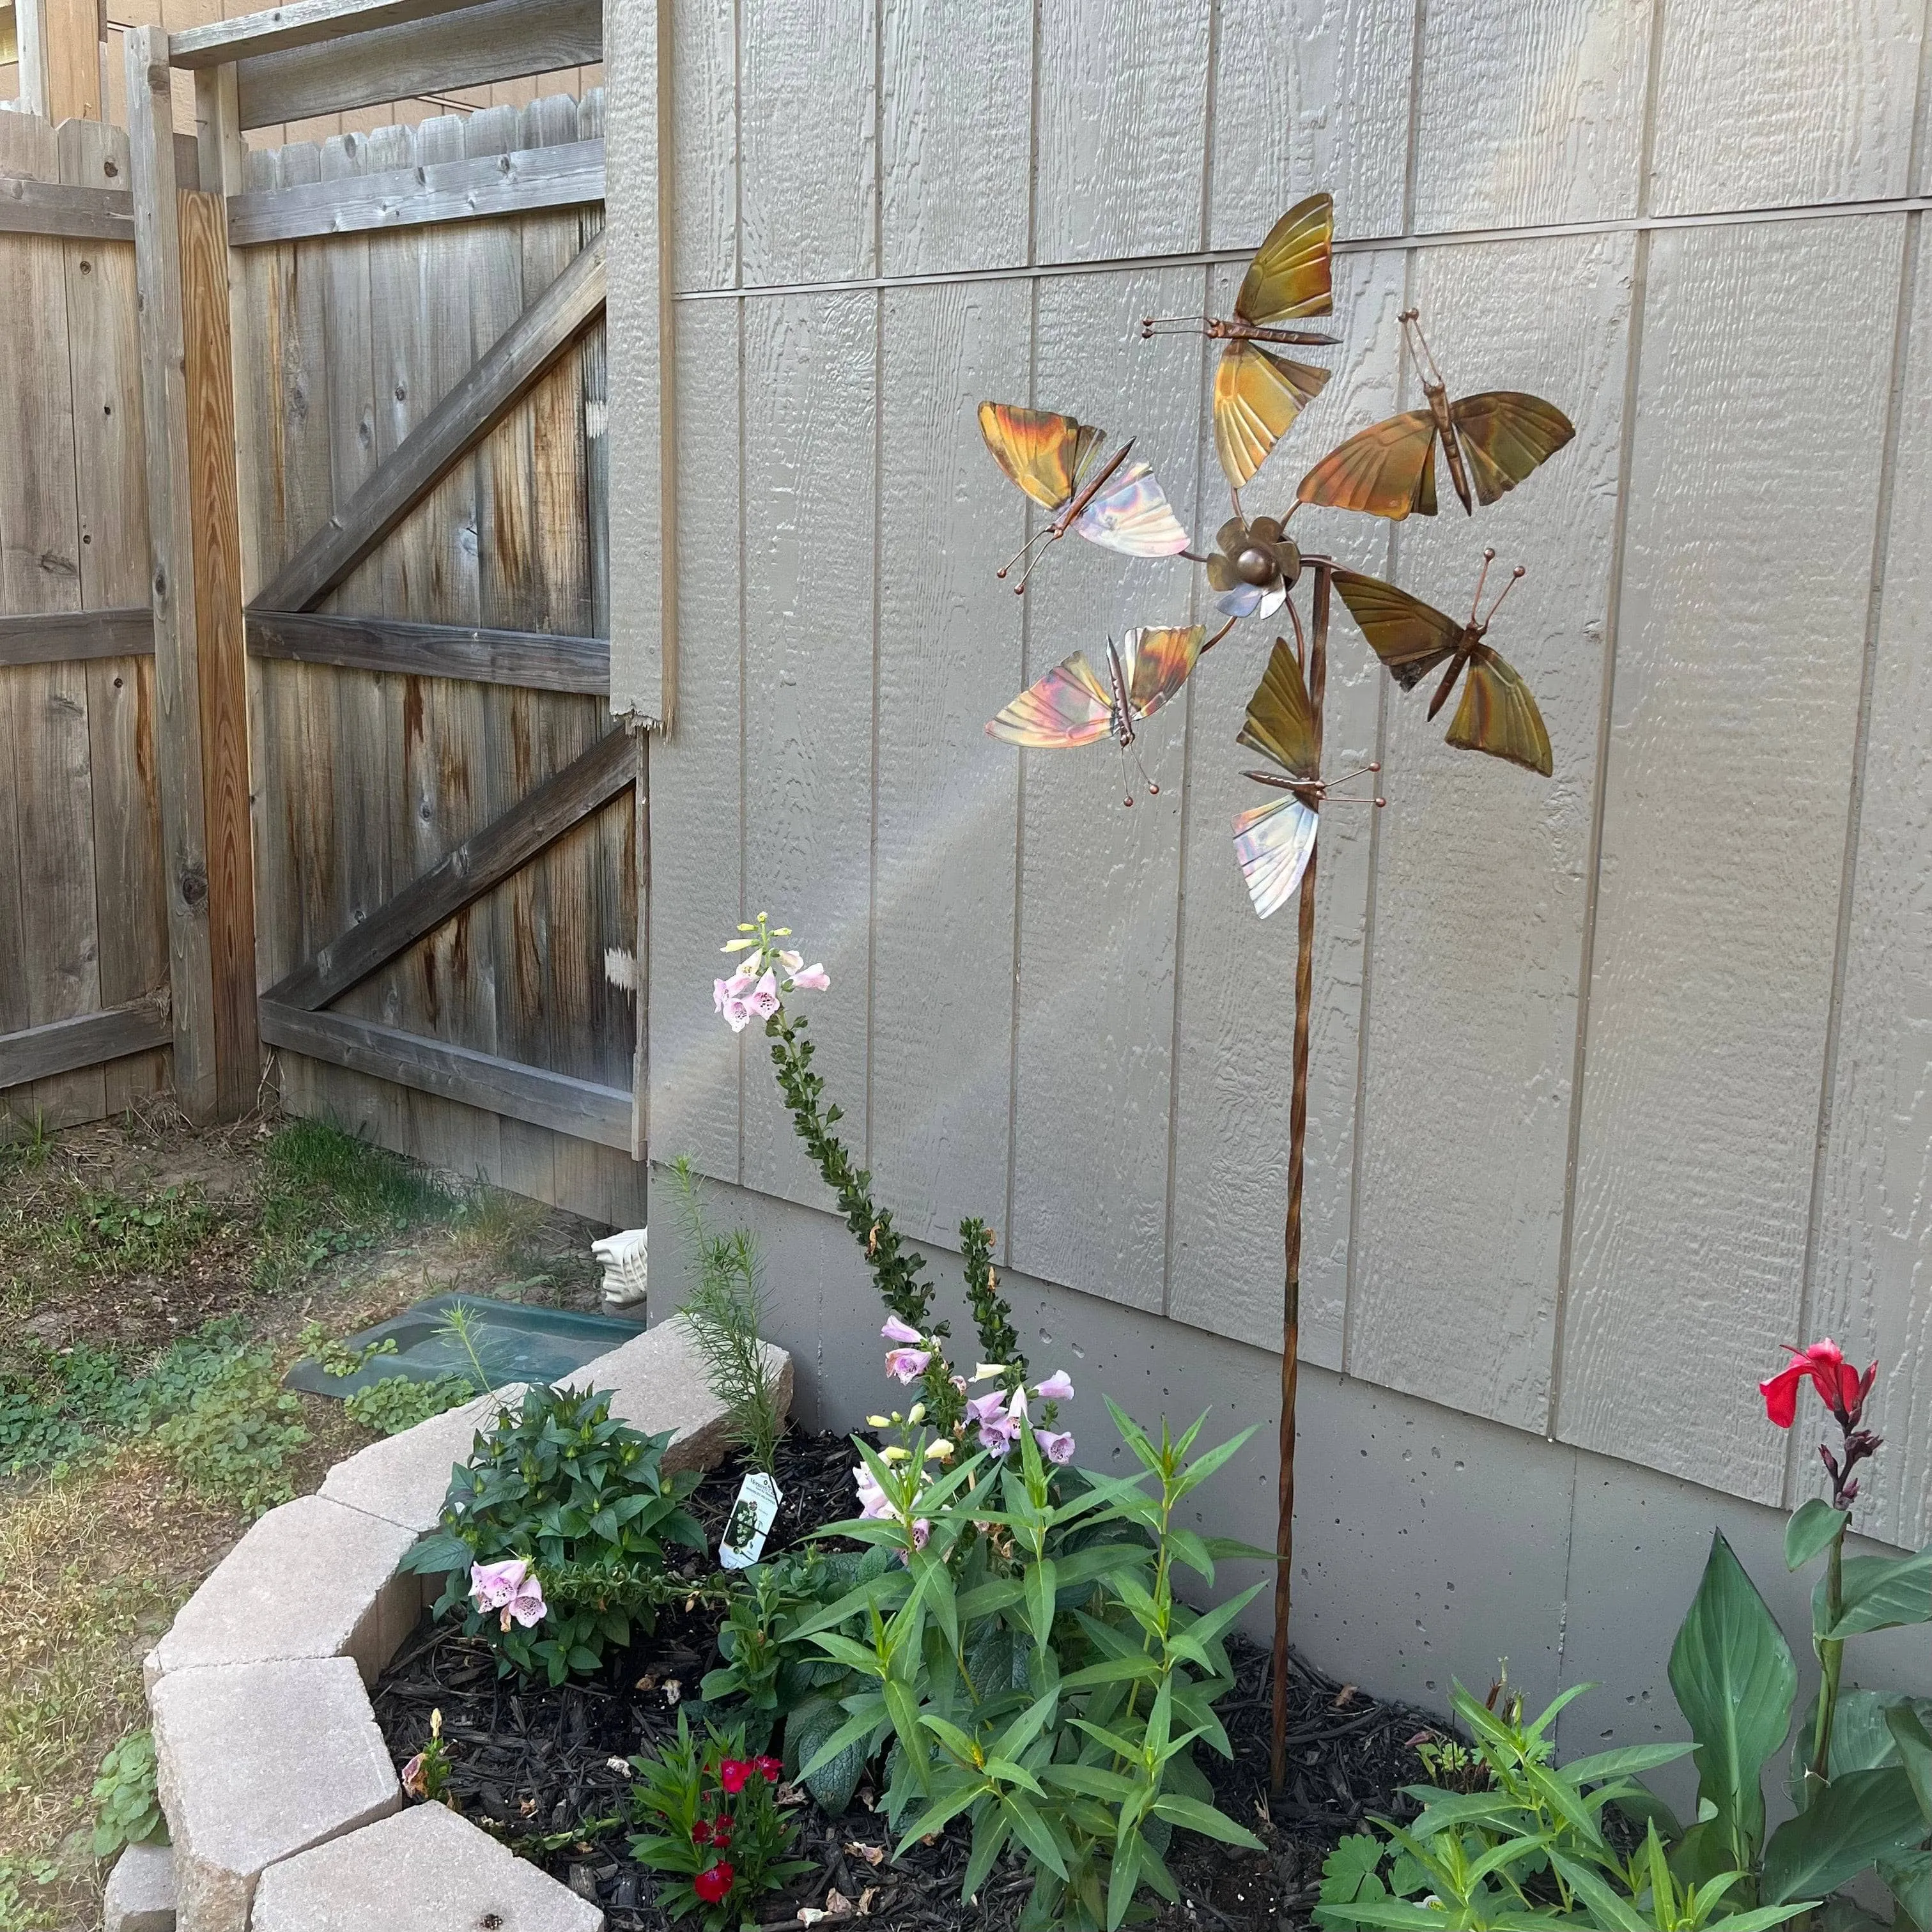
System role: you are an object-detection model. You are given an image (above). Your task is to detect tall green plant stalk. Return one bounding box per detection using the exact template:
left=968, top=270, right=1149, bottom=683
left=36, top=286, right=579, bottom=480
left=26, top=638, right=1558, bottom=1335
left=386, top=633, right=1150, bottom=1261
left=1809, top=1522, right=1846, bottom=1789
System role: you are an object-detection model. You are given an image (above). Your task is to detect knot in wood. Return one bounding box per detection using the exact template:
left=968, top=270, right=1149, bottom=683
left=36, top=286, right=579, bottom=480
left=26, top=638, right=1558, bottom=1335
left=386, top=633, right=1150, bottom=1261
left=179, top=864, right=209, bottom=909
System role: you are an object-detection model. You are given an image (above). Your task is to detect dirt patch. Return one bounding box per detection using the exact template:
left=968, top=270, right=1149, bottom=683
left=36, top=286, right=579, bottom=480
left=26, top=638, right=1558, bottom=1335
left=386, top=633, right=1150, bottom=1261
left=0, top=1105, right=622, bottom=1932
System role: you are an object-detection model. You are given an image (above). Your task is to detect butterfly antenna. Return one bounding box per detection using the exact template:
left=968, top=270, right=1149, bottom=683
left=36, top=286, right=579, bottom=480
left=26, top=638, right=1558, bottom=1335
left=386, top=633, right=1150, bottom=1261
left=1399, top=307, right=1446, bottom=390
left=1468, top=546, right=1497, bottom=625
left=1481, top=563, right=1527, bottom=630
left=996, top=525, right=1058, bottom=592
left=1117, top=741, right=1136, bottom=809
left=1134, top=741, right=1160, bottom=800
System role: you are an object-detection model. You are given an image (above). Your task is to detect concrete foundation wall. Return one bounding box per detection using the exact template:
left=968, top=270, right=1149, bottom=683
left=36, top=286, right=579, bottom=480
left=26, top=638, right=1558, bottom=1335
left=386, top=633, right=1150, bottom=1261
left=655, top=1170, right=1932, bottom=1790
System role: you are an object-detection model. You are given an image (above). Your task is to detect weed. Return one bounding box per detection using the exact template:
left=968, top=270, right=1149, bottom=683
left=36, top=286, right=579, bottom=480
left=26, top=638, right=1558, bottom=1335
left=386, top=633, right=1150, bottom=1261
left=90, top=1729, right=166, bottom=1857
left=449, top=1181, right=545, bottom=1267
left=152, top=1348, right=308, bottom=1517
left=54, top=1184, right=218, bottom=1280
left=254, top=1118, right=455, bottom=1291
left=344, top=1374, right=476, bottom=1436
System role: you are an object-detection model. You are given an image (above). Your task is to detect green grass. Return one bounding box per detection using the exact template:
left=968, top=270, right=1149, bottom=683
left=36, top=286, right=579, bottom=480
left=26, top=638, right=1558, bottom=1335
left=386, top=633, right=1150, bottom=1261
left=253, top=1117, right=460, bottom=1290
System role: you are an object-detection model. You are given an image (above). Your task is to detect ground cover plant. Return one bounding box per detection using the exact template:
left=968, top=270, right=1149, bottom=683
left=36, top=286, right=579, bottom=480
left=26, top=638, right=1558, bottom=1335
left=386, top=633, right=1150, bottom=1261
left=0, top=1105, right=619, bottom=1929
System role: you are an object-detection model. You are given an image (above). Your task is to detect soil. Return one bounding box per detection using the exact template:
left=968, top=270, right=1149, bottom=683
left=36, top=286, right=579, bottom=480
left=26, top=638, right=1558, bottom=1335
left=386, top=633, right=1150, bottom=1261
left=372, top=1433, right=1439, bottom=1932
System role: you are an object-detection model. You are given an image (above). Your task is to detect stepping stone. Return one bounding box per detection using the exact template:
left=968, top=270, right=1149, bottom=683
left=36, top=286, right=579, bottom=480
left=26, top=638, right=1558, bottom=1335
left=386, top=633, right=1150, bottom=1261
left=145, top=1494, right=421, bottom=1688
left=569, top=1317, right=792, bottom=1472
left=151, top=1657, right=399, bottom=1932
left=103, top=1839, right=176, bottom=1932
left=320, top=1384, right=527, bottom=1535
left=251, top=1800, right=603, bottom=1931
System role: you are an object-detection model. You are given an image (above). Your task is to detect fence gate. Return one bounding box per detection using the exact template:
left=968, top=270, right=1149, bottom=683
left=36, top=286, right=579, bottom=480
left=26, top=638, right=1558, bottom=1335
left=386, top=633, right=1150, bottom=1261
left=222, top=91, right=643, bottom=1226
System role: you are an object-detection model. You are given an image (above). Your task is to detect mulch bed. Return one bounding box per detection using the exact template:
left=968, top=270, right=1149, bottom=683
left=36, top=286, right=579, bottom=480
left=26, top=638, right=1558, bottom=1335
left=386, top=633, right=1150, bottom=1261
left=371, top=1432, right=1438, bottom=1931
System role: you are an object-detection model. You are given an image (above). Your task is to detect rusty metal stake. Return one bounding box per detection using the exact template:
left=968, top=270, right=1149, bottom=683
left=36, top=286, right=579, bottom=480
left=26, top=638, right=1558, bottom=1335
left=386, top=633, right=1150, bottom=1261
left=1271, top=559, right=1329, bottom=1793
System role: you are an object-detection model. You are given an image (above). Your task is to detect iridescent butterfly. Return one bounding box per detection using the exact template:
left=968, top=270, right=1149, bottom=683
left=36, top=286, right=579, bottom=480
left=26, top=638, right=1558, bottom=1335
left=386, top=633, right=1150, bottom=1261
left=1296, top=310, right=1573, bottom=521
left=1232, top=636, right=1383, bottom=917
left=977, top=403, right=1189, bottom=593
left=1331, top=550, right=1552, bottom=775
left=1142, top=194, right=1338, bottom=493
left=986, top=624, right=1207, bottom=805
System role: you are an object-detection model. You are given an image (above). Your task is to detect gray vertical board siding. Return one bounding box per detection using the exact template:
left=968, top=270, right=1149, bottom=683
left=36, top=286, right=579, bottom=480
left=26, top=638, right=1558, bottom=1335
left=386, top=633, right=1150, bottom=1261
left=1345, top=231, right=1634, bottom=1434
left=868, top=279, right=1030, bottom=1239
left=879, top=0, right=1032, bottom=277
left=1556, top=215, right=1905, bottom=1504
left=1409, top=0, right=1654, bottom=230
left=1033, top=0, right=1211, bottom=265
left=669, top=0, right=736, bottom=291
left=1165, top=249, right=1407, bottom=1365
left=1805, top=231, right=1932, bottom=1551
left=1207, top=0, right=1414, bottom=247
left=1005, top=263, right=1204, bottom=1312
left=738, top=0, right=876, bottom=288
left=738, top=290, right=877, bottom=1205
left=1647, top=0, right=1924, bottom=216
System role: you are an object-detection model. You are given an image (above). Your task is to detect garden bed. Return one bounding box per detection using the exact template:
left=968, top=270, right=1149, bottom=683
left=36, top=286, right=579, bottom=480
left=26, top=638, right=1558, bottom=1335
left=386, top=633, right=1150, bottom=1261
left=370, top=1431, right=1434, bottom=1932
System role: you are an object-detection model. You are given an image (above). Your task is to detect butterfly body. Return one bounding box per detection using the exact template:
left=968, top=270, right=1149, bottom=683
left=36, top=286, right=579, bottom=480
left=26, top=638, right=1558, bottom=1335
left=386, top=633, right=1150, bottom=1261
left=1230, top=635, right=1384, bottom=917
left=1143, top=194, right=1339, bottom=491
left=1331, top=553, right=1553, bottom=777
left=1295, top=311, right=1575, bottom=522
left=977, top=403, right=1189, bottom=591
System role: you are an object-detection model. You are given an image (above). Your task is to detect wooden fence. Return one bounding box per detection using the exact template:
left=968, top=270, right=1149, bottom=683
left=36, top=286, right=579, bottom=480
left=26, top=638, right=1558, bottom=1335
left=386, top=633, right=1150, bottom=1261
left=0, top=0, right=640, bottom=1228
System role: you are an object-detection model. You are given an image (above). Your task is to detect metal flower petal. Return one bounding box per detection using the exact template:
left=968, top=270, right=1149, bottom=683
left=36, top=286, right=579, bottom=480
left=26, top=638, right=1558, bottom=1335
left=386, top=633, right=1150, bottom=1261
left=1207, top=515, right=1301, bottom=616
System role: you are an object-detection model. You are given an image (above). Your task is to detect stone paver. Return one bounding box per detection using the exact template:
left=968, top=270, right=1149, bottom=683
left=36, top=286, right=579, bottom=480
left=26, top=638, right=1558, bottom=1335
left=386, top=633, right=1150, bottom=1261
left=568, top=1317, right=792, bottom=1472
left=318, top=1384, right=526, bottom=1535
left=102, top=1839, right=176, bottom=1932
left=252, top=1800, right=603, bottom=1932
left=146, top=1494, right=421, bottom=1688
left=151, top=1657, right=399, bottom=1932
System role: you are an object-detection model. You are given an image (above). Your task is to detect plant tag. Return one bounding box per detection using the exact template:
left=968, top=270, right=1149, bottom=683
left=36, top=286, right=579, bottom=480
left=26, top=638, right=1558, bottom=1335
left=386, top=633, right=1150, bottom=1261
left=719, top=1472, right=782, bottom=1569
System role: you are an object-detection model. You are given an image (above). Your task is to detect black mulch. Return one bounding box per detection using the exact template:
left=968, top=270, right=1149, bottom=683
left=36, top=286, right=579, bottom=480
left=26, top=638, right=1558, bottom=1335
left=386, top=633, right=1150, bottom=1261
left=371, top=1432, right=1441, bottom=1931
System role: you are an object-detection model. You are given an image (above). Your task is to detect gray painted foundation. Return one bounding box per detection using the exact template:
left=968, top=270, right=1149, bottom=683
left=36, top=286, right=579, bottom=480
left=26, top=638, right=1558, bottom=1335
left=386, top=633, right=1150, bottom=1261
left=654, top=1170, right=1931, bottom=1800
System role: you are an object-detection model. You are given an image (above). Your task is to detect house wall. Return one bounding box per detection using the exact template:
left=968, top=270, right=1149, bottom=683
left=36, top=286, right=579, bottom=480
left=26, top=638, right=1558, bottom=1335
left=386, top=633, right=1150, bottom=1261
left=612, top=0, right=1932, bottom=1707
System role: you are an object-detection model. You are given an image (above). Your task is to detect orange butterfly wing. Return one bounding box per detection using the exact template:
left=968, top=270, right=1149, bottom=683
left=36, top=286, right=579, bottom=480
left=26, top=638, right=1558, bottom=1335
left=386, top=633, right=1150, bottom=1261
left=1123, top=625, right=1206, bottom=720
left=1329, top=569, right=1464, bottom=690
left=1235, top=193, right=1334, bottom=323
left=1449, top=392, right=1576, bottom=507
left=1444, top=644, right=1552, bottom=775
left=1237, top=636, right=1320, bottom=779
left=1295, top=409, right=1440, bottom=520
left=1214, top=344, right=1333, bottom=490
left=977, top=403, right=1106, bottom=513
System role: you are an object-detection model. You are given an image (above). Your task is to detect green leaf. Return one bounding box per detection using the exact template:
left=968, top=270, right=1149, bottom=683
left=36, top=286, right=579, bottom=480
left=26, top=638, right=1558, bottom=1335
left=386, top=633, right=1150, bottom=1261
left=895, top=1780, right=984, bottom=1851
left=1668, top=1528, right=1797, bottom=1867
left=1886, top=1703, right=1932, bottom=1826
left=1058, top=1655, right=1163, bottom=1691
left=1546, top=1850, right=1646, bottom=1932
left=961, top=1805, right=1011, bottom=1901
left=1041, top=1762, right=1138, bottom=1802
left=1026, top=1557, right=1058, bottom=1656
left=1560, top=1742, right=1696, bottom=1785
left=1002, top=1789, right=1069, bottom=1879
left=1149, top=1793, right=1265, bottom=1850
left=1825, top=1549, right=1932, bottom=1638
left=1761, top=1765, right=1927, bottom=1903
left=1320, top=1834, right=1387, bottom=1906
left=1106, top=1827, right=1144, bottom=1931
left=1171, top=1426, right=1256, bottom=1499
left=1879, top=1849, right=1930, bottom=1932
left=1786, top=1499, right=1850, bottom=1573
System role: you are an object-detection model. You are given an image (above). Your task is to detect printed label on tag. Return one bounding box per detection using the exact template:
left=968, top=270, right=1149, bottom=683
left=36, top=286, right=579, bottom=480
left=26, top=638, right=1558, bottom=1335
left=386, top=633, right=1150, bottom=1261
left=719, top=1471, right=783, bottom=1569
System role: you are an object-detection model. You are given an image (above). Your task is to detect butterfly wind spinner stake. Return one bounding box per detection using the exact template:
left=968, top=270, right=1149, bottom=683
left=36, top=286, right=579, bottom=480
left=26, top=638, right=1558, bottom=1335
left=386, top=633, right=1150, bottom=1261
left=962, top=190, right=1580, bottom=1800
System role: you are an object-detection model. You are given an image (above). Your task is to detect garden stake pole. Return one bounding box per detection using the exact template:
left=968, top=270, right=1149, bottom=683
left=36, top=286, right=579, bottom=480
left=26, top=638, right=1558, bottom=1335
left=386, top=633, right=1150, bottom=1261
left=1271, top=559, right=1329, bottom=1794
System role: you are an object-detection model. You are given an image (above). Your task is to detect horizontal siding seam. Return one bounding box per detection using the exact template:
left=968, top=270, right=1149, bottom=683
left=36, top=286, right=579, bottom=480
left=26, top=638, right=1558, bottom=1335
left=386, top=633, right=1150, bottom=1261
left=673, top=194, right=1932, bottom=304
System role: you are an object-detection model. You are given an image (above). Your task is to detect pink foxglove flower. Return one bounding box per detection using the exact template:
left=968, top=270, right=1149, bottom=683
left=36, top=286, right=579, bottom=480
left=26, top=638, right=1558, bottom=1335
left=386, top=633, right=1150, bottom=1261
left=1033, top=1370, right=1074, bottom=1402
left=791, top=964, right=831, bottom=991
left=1035, top=1428, right=1076, bottom=1465
left=748, top=971, right=781, bottom=1021
left=853, top=1464, right=893, bottom=1520
left=910, top=1517, right=931, bottom=1550
left=885, top=1347, right=931, bottom=1384
left=777, top=949, right=804, bottom=973
left=966, top=1389, right=1021, bottom=1456
left=470, top=1557, right=546, bottom=1628
left=881, top=1317, right=923, bottom=1345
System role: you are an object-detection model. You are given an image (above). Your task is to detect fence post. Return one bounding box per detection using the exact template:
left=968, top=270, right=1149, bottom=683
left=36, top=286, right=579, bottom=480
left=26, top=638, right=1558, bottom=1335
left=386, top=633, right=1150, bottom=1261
left=125, top=25, right=222, bottom=1123
left=14, top=0, right=105, bottom=123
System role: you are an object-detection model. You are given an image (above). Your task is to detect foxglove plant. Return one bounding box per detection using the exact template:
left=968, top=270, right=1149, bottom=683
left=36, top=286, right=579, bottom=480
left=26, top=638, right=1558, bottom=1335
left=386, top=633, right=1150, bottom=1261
left=709, top=913, right=1031, bottom=1434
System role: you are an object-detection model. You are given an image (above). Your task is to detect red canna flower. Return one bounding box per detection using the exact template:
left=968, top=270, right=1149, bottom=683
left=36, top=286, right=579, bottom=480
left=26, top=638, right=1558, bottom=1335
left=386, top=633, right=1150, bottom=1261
left=693, top=1862, right=734, bottom=1904
left=754, top=1756, right=784, bottom=1784
left=690, top=1819, right=713, bottom=1845
left=718, top=1759, right=753, bottom=1795
left=1760, top=1340, right=1874, bottom=1430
